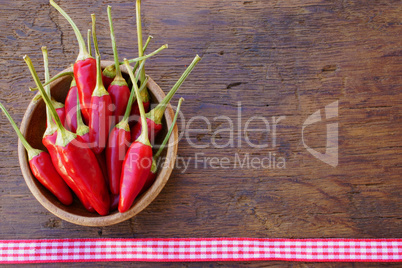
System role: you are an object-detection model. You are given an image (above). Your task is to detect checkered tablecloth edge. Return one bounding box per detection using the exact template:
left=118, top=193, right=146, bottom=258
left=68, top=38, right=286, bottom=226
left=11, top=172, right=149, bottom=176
left=0, top=238, right=401, bottom=263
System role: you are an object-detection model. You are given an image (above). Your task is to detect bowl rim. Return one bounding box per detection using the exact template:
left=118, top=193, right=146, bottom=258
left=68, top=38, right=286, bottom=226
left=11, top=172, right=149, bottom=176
left=18, top=61, right=178, bottom=226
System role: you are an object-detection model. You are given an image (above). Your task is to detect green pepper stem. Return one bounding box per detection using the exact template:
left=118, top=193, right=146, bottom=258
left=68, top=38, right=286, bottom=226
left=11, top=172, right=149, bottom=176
left=29, top=71, right=73, bottom=91
left=107, top=5, right=123, bottom=81
left=0, top=102, right=41, bottom=160
left=91, top=14, right=100, bottom=56
left=136, top=0, right=146, bottom=85
left=91, top=15, right=107, bottom=95
left=124, top=59, right=150, bottom=147
left=24, top=55, right=77, bottom=147
left=144, top=35, right=153, bottom=51
left=76, top=89, right=89, bottom=136
left=41, top=47, right=54, bottom=130
left=149, top=55, right=201, bottom=125
left=50, top=0, right=91, bottom=61
left=154, top=97, right=183, bottom=160
left=93, top=53, right=108, bottom=96
left=102, top=35, right=154, bottom=80
left=122, top=69, right=148, bottom=122
left=76, top=88, right=83, bottom=127
left=131, top=36, right=151, bottom=78
left=87, top=29, right=92, bottom=57
left=24, top=56, right=64, bottom=131
left=122, top=45, right=167, bottom=65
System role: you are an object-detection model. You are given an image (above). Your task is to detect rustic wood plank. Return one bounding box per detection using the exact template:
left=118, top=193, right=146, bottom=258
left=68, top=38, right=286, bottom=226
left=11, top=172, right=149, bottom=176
left=0, top=0, right=401, bottom=266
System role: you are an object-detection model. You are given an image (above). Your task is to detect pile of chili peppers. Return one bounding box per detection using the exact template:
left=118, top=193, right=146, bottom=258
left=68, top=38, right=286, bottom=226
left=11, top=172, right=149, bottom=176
left=0, top=1, right=201, bottom=215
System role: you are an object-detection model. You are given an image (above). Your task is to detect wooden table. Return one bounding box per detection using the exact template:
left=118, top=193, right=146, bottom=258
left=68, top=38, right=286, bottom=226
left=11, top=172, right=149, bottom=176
left=0, top=0, right=400, bottom=266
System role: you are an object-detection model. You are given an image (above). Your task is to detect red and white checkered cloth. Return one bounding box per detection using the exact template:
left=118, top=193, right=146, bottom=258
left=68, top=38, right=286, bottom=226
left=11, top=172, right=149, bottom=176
left=0, top=238, right=401, bottom=263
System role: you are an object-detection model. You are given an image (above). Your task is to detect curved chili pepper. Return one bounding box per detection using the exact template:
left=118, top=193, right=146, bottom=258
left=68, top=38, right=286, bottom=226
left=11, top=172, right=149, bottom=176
left=141, top=98, right=184, bottom=194
left=64, top=78, right=78, bottom=132
left=50, top=0, right=96, bottom=124
left=25, top=55, right=109, bottom=216
left=89, top=14, right=112, bottom=154
left=106, top=63, right=148, bottom=195
left=0, top=103, right=73, bottom=206
left=119, top=60, right=153, bottom=213
left=42, top=130, right=95, bottom=212
left=131, top=55, right=201, bottom=143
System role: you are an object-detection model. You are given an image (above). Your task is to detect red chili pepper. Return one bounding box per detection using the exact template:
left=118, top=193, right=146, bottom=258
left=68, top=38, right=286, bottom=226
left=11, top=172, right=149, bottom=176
left=43, top=130, right=95, bottom=212
left=102, top=73, right=114, bottom=91
left=110, top=194, right=120, bottom=211
left=72, top=89, right=109, bottom=192
left=95, top=151, right=109, bottom=189
left=131, top=55, right=201, bottom=143
left=140, top=98, right=184, bottom=195
left=106, top=62, right=148, bottom=195
left=106, top=126, right=130, bottom=195
left=89, top=14, right=112, bottom=154
left=50, top=0, right=96, bottom=124
left=0, top=103, right=73, bottom=206
left=25, top=55, right=110, bottom=216
left=106, top=6, right=130, bottom=126
left=64, top=78, right=78, bottom=132
left=40, top=50, right=94, bottom=211
left=118, top=59, right=153, bottom=213
left=54, top=103, right=65, bottom=127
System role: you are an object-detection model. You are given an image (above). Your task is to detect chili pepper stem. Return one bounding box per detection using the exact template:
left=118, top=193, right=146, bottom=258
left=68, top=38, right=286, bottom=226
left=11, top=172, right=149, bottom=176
left=136, top=0, right=145, bottom=83
left=87, top=29, right=92, bottom=57
left=30, top=71, right=74, bottom=91
left=24, top=55, right=76, bottom=147
left=115, top=63, right=148, bottom=131
left=102, top=35, right=154, bottom=80
left=151, top=97, right=184, bottom=173
left=50, top=0, right=91, bottom=61
left=91, top=14, right=100, bottom=58
left=41, top=46, right=58, bottom=137
left=154, top=98, right=183, bottom=160
left=0, top=102, right=42, bottom=160
left=123, top=66, right=147, bottom=119
left=91, top=15, right=108, bottom=96
left=125, top=45, right=168, bottom=65
left=124, top=59, right=150, bottom=146
left=76, top=90, right=89, bottom=136
left=144, top=35, right=153, bottom=50
left=148, top=55, right=201, bottom=125
left=107, top=5, right=125, bottom=86
left=131, top=35, right=153, bottom=73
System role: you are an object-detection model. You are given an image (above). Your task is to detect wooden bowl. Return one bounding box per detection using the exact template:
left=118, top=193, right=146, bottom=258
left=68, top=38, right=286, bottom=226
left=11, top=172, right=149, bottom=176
left=18, top=61, right=178, bottom=226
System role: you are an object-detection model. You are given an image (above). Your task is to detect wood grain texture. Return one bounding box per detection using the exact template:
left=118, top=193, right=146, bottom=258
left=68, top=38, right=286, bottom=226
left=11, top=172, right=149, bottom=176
left=0, top=0, right=401, bottom=267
